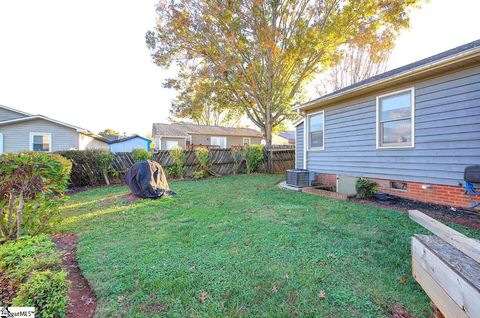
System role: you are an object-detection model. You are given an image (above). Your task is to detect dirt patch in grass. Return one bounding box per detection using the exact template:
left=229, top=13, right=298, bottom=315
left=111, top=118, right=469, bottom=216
left=352, top=195, right=480, bottom=230
left=53, top=234, right=96, bottom=318
left=0, top=270, right=18, bottom=305
left=388, top=303, right=413, bottom=318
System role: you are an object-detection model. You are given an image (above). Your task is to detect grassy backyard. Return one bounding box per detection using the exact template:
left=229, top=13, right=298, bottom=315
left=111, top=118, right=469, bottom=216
left=58, top=174, right=479, bottom=317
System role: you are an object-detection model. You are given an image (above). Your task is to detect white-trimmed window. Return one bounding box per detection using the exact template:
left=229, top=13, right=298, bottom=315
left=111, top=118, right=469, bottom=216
left=166, top=140, right=179, bottom=150
left=211, top=136, right=227, bottom=148
left=30, top=132, right=52, bottom=152
left=376, top=88, right=415, bottom=148
left=243, top=137, right=251, bottom=146
left=307, top=110, right=324, bottom=150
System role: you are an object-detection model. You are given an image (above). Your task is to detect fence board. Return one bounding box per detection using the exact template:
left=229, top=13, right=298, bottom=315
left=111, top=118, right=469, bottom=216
left=112, top=147, right=294, bottom=177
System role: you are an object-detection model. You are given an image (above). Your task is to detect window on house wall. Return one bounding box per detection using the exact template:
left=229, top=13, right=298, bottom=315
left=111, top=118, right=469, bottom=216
left=30, top=133, right=51, bottom=152
left=377, top=88, right=414, bottom=148
left=211, top=136, right=227, bottom=148
left=243, top=137, right=251, bottom=146
left=166, top=140, right=179, bottom=150
left=307, top=111, right=324, bottom=150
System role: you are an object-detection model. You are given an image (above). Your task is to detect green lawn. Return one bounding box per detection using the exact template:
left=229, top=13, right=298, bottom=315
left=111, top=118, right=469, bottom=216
left=58, top=175, right=479, bottom=317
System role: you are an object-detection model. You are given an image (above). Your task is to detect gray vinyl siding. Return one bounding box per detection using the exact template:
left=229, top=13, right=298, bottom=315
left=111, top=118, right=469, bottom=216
left=295, top=123, right=304, bottom=169
left=0, top=108, right=28, bottom=121
left=0, top=118, right=79, bottom=152
left=304, top=64, right=480, bottom=186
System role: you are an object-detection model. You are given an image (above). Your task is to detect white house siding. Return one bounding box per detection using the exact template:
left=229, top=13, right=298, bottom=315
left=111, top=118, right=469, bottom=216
left=79, top=134, right=109, bottom=150
left=299, top=64, right=480, bottom=186
left=0, top=118, right=79, bottom=152
left=110, top=138, right=149, bottom=153
left=0, top=108, right=28, bottom=122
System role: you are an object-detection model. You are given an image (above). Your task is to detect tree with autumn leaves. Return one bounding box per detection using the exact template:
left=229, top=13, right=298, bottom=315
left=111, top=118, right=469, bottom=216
left=147, top=0, right=421, bottom=144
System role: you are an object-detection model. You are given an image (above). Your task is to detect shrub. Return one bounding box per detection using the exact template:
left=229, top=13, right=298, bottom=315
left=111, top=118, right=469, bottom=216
left=192, top=170, right=205, bottom=180
left=0, top=153, right=72, bottom=241
left=0, top=235, right=61, bottom=282
left=131, top=148, right=152, bottom=163
left=194, top=147, right=211, bottom=178
left=0, top=235, right=69, bottom=318
left=57, top=149, right=115, bottom=187
left=231, top=148, right=243, bottom=174
left=355, top=178, right=378, bottom=199
left=12, top=270, right=69, bottom=318
left=167, top=147, right=186, bottom=179
left=242, top=145, right=264, bottom=174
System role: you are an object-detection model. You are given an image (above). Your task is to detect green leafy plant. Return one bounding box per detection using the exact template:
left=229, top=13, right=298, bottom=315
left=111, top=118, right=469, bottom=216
left=355, top=178, right=378, bottom=199
left=167, top=147, right=186, bottom=179
left=192, top=170, right=205, bottom=180
left=194, top=147, right=211, bottom=178
left=0, top=153, right=72, bottom=241
left=57, top=150, right=115, bottom=187
left=242, top=145, right=264, bottom=174
left=0, top=235, right=68, bottom=317
left=12, top=270, right=69, bottom=318
left=0, top=235, right=61, bottom=282
left=131, top=148, right=152, bottom=163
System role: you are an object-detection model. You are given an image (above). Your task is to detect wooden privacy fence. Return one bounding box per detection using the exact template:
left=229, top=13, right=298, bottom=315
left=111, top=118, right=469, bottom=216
left=111, top=147, right=295, bottom=176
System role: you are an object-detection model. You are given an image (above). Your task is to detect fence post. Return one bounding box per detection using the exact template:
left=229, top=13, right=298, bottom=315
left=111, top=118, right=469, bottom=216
left=268, top=148, right=274, bottom=174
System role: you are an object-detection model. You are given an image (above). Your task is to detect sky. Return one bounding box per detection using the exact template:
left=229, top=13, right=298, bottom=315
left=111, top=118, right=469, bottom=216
left=0, top=0, right=479, bottom=136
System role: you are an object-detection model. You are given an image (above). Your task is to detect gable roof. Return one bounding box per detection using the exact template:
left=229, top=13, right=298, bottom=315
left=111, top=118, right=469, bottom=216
left=0, top=114, right=88, bottom=132
left=278, top=131, right=295, bottom=141
left=0, top=104, right=32, bottom=117
left=153, top=123, right=262, bottom=138
left=108, top=134, right=152, bottom=144
left=297, top=38, right=480, bottom=110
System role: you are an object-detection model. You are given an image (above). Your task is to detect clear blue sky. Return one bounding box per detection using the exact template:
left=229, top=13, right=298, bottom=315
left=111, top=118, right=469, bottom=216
left=0, top=0, right=479, bottom=135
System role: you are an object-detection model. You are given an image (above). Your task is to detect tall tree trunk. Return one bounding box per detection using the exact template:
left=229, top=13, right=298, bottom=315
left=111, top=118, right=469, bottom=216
left=265, top=103, right=272, bottom=146
left=16, top=193, right=24, bottom=240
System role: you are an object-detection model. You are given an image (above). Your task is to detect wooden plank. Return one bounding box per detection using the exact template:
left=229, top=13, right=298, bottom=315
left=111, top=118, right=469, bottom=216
left=409, top=210, right=480, bottom=263
left=412, top=257, right=468, bottom=318
left=412, top=236, right=480, bottom=317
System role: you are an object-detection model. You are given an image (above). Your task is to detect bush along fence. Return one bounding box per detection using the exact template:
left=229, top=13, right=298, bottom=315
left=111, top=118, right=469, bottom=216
left=59, top=147, right=295, bottom=187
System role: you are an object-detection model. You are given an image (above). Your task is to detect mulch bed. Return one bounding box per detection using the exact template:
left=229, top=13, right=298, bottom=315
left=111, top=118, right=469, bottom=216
left=53, top=234, right=97, bottom=318
left=352, top=194, right=480, bottom=230
left=0, top=270, right=18, bottom=305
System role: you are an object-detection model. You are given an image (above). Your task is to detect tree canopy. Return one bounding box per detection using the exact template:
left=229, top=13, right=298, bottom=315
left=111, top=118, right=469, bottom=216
left=147, top=0, right=421, bottom=143
left=99, top=129, right=120, bottom=137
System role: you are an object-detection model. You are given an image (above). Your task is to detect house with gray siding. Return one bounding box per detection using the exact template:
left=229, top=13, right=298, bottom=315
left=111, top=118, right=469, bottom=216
left=0, top=105, right=109, bottom=154
left=295, top=39, right=480, bottom=208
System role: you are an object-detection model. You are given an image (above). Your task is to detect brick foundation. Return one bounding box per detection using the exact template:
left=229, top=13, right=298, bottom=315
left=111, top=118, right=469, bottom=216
left=314, top=173, right=479, bottom=209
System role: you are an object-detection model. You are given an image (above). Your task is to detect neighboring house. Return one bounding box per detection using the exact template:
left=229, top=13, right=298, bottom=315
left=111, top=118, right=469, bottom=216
left=152, top=123, right=262, bottom=150
left=272, top=134, right=290, bottom=145
left=0, top=105, right=109, bottom=154
left=278, top=131, right=295, bottom=144
left=107, top=135, right=152, bottom=153
left=295, top=39, right=480, bottom=208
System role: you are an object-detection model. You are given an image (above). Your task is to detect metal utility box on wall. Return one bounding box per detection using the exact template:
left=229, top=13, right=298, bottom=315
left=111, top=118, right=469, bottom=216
left=286, top=169, right=310, bottom=187
left=337, top=175, right=358, bottom=195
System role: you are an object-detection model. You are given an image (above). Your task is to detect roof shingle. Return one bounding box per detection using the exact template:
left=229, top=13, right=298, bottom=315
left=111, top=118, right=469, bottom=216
left=152, top=123, right=262, bottom=138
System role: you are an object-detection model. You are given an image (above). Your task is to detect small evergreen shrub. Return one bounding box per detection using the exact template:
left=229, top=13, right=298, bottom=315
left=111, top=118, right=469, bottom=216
left=355, top=178, right=378, bottom=199
left=242, top=145, right=264, bottom=173
left=194, top=147, right=211, bottom=178
left=0, top=235, right=69, bottom=318
left=57, top=149, right=115, bottom=187
left=131, top=148, right=152, bottom=163
left=12, top=270, right=69, bottom=318
left=167, top=147, right=186, bottom=178
left=0, top=153, right=72, bottom=240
